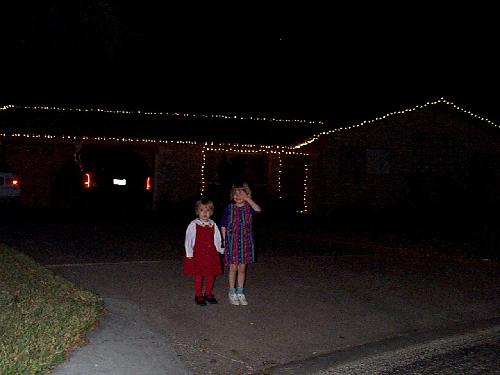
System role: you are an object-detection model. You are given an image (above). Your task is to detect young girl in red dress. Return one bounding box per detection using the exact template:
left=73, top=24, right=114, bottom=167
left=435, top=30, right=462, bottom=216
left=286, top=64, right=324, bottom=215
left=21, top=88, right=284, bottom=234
left=183, top=199, right=224, bottom=306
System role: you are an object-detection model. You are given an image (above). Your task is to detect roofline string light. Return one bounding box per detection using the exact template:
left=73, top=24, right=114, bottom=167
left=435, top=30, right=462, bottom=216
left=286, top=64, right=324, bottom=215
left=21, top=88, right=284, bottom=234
left=204, top=144, right=307, bottom=156
left=292, top=97, right=500, bottom=149
left=2, top=97, right=498, bottom=151
left=0, top=132, right=313, bottom=154
left=0, top=133, right=200, bottom=146
left=0, top=104, right=326, bottom=126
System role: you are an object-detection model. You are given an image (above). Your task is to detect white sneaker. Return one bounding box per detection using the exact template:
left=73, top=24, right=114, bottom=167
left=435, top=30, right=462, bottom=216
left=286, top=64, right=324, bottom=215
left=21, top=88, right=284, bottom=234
left=228, top=293, right=240, bottom=305
left=236, top=293, right=248, bottom=305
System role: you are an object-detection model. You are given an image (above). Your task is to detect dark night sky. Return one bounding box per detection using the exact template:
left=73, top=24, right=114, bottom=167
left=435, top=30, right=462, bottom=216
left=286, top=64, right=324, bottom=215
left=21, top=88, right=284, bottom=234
left=1, top=2, right=499, bottom=126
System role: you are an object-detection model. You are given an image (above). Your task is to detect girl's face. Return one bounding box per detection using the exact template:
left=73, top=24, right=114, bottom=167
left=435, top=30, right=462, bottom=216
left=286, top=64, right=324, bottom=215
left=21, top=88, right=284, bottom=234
left=197, top=204, right=212, bottom=221
left=232, top=188, right=247, bottom=205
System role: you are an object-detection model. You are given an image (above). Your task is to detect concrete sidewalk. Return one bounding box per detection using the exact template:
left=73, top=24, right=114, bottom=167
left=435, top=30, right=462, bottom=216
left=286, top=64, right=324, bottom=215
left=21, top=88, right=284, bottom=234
left=52, top=296, right=188, bottom=375
left=49, top=254, right=500, bottom=374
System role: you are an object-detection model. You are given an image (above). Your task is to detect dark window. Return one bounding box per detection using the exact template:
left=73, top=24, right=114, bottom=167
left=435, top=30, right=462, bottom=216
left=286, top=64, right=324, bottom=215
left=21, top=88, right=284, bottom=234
left=366, top=149, right=390, bottom=174
left=338, top=146, right=365, bottom=176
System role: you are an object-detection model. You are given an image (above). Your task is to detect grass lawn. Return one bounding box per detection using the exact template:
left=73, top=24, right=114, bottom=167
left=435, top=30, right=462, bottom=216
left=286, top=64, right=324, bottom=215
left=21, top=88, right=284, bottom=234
left=0, top=244, right=104, bottom=375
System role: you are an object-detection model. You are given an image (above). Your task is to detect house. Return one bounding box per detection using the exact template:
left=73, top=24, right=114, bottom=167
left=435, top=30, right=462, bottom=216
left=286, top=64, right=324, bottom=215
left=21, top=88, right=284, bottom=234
left=0, top=105, right=322, bottom=211
left=298, top=99, right=500, bottom=222
left=1, top=99, right=499, bottom=218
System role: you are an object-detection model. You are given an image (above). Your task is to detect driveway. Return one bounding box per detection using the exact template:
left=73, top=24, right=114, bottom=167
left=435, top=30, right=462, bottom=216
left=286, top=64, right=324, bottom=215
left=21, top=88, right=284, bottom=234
left=1, top=210, right=499, bottom=374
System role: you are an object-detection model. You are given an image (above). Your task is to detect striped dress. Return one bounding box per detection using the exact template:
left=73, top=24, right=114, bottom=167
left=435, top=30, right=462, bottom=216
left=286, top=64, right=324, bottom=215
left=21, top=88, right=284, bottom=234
left=220, top=203, right=256, bottom=265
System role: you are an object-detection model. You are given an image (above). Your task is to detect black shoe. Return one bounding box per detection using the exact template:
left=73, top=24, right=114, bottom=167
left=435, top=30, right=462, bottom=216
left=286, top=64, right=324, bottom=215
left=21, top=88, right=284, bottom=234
left=204, top=294, right=218, bottom=304
left=195, top=296, right=207, bottom=306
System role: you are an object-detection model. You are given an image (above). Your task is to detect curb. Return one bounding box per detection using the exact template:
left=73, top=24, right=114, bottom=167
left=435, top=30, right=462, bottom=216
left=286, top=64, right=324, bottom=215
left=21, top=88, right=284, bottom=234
left=260, top=317, right=500, bottom=374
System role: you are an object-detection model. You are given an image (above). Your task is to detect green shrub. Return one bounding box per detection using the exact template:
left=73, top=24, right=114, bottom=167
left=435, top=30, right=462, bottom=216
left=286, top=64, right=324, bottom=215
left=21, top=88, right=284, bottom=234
left=0, top=245, right=104, bottom=375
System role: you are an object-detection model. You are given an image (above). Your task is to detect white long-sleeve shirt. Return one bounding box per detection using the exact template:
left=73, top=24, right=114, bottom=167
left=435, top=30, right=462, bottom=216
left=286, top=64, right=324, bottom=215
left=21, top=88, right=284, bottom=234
left=184, top=219, right=224, bottom=258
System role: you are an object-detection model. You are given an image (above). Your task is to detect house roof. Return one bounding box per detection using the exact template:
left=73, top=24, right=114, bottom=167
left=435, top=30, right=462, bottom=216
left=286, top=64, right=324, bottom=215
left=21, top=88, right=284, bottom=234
left=0, top=105, right=328, bottom=147
left=1, top=99, right=498, bottom=150
left=292, top=98, right=500, bottom=149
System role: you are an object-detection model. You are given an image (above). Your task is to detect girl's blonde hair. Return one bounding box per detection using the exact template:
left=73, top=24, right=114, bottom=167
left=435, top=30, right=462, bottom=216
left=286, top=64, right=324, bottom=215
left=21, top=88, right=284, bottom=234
left=195, top=198, right=214, bottom=214
left=230, top=182, right=251, bottom=200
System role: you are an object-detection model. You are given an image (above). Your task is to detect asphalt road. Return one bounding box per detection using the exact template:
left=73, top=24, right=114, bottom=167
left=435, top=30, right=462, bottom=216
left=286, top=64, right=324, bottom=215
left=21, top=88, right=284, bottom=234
left=314, top=326, right=500, bottom=374
left=2, top=210, right=500, bottom=374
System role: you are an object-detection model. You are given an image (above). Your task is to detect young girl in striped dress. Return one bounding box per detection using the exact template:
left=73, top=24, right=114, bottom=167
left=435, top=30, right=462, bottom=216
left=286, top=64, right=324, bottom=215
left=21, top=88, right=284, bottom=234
left=220, top=183, right=261, bottom=305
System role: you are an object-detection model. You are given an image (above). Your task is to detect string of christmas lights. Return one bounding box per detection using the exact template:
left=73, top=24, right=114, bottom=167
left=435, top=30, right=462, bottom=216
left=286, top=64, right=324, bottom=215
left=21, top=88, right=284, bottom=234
left=200, top=144, right=207, bottom=196
left=0, top=104, right=326, bottom=126
left=293, top=98, right=500, bottom=149
left=205, top=145, right=307, bottom=156
left=277, top=156, right=282, bottom=199
left=2, top=98, right=498, bottom=151
left=297, top=163, right=309, bottom=214
left=199, top=144, right=310, bottom=199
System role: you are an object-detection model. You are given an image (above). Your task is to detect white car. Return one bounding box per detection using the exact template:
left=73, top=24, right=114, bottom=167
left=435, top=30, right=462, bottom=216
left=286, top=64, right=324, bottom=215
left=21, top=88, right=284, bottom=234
left=0, top=172, right=21, bottom=204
